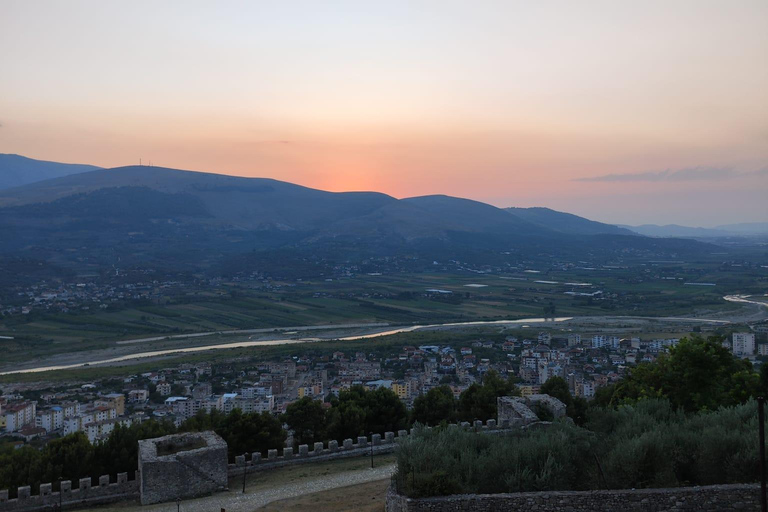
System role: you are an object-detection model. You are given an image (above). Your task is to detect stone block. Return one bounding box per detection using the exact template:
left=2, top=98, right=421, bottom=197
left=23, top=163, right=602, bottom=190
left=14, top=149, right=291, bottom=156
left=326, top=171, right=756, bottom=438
left=0, top=490, right=8, bottom=503
left=299, top=444, right=309, bottom=457
left=525, top=394, right=567, bottom=419
left=397, top=429, right=408, bottom=438
left=497, top=396, right=539, bottom=428
left=268, top=449, right=278, bottom=460
left=460, top=421, right=470, bottom=429
left=17, top=486, right=30, bottom=500
left=79, top=478, right=91, bottom=491
left=99, top=475, right=110, bottom=487
left=283, top=447, right=294, bottom=458
left=474, top=420, right=483, bottom=430
left=372, top=433, right=382, bottom=446
left=357, top=436, right=368, bottom=447
left=60, top=480, right=72, bottom=494
left=385, top=432, right=395, bottom=443
left=329, top=440, right=339, bottom=452
left=252, top=452, right=262, bottom=463
left=487, top=419, right=497, bottom=429
left=138, top=431, right=228, bottom=505
left=343, top=439, right=354, bottom=450
left=117, top=473, right=128, bottom=485
left=235, top=455, right=245, bottom=467
left=313, top=442, right=324, bottom=454
left=40, top=483, right=52, bottom=496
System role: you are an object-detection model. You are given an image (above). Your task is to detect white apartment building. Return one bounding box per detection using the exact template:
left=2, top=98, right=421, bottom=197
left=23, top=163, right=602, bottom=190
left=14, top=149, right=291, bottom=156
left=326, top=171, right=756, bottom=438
left=733, top=333, right=756, bottom=356
left=3, top=401, right=36, bottom=432
left=35, top=406, right=64, bottom=432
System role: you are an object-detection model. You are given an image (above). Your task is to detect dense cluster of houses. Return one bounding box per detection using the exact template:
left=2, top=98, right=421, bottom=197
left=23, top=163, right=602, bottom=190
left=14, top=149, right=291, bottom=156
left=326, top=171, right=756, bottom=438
left=2, top=331, right=761, bottom=449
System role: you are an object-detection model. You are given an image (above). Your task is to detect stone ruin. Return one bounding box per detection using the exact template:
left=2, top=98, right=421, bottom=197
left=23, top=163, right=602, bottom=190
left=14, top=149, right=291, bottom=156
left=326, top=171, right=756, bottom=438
left=497, top=393, right=567, bottom=428
left=138, top=431, right=228, bottom=505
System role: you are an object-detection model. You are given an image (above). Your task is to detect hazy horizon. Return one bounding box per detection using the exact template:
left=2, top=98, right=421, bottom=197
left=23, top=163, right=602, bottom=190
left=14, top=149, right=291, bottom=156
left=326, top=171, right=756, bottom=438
left=1, top=1, right=766, bottom=226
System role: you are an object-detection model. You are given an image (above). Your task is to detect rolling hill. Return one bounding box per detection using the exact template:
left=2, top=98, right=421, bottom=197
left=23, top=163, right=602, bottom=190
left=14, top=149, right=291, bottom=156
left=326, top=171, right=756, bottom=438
left=506, top=207, right=635, bottom=236
left=0, top=161, right=712, bottom=274
left=0, top=154, right=101, bottom=190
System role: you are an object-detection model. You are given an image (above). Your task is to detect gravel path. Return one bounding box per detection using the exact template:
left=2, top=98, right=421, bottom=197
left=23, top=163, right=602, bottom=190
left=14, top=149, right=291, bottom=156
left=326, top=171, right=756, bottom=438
left=139, top=464, right=396, bottom=512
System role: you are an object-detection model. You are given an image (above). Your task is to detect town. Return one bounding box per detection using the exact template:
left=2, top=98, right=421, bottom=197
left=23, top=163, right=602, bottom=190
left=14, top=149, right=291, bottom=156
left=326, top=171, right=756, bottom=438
left=1, top=329, right=761, bottom=448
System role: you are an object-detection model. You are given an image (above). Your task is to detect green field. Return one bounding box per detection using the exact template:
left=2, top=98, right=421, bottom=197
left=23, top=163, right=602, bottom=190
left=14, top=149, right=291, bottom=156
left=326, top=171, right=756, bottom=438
left=0, top=264, right=765, bottom=366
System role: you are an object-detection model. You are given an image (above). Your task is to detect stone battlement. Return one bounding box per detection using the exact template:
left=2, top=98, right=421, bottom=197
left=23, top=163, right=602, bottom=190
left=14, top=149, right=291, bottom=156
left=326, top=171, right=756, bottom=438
left=0, top=472, right=138, bottom=512
left=1, top=397, right=563, bottom=512
left=226, top=419, right=523, bottom=477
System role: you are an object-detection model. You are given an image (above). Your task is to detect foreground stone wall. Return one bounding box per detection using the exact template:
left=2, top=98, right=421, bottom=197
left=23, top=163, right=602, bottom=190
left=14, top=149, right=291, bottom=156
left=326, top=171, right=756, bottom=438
left=138, top=431, right=228, bottom=505
left=0, top=473, right=138, bottom=512
left=386, top=483, right=761, bottom=511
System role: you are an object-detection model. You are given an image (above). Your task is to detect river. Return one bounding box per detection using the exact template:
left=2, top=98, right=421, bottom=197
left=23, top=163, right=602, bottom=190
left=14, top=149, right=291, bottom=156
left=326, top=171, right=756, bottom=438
left=0, top=307, right=745, bottom=376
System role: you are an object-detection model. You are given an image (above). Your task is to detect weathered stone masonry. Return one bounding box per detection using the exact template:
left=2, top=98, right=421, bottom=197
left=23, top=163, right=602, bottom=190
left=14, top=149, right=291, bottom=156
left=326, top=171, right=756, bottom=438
left=386, top=483, right=761, bottom=511
left=138, top=431, right=228, bottom=505
left=0, top=472, right=138, bottom=512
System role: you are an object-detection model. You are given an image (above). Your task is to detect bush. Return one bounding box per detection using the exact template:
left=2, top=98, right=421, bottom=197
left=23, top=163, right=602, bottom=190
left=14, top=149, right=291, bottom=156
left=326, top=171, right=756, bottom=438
left=396, top=399, right=765, bottom=497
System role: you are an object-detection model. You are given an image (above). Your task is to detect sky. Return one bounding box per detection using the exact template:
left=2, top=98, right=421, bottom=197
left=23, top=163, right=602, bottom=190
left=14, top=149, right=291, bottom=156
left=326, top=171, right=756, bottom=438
left=1, top=1, right=766, bottom=226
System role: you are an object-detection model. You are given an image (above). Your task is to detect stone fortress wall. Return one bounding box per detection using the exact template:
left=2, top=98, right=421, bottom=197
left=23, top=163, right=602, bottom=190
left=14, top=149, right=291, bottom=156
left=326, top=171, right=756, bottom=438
left=138, top=431, right=229, bottom=505
left=0, top=419, right=519, bottom=512
left=385, top=483, right=762, bottom=511
left=0, top=472, right=139, bottom=512
left=0, top=393, right=573, bottom=511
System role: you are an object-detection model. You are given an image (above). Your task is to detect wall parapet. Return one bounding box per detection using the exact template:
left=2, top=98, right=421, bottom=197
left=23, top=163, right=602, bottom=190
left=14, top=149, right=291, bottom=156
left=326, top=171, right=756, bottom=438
left=226, top=418, right=518, bottom=477
left=0, top=473, right=138, bottom=512
left=385, top=482, right=761, bottom=512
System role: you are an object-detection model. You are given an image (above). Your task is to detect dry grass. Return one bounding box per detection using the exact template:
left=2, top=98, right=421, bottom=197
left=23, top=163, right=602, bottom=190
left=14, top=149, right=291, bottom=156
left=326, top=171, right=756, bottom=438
left=254, top=478, right=389, bottom=512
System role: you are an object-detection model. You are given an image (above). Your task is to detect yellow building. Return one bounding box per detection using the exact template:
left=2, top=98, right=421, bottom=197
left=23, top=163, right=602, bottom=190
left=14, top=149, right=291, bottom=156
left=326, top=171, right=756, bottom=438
left=95, top=394, right=125, bottom=416
left=392, top=381, right=410, bottom=400
left=518, top=385, right=541, bottom=397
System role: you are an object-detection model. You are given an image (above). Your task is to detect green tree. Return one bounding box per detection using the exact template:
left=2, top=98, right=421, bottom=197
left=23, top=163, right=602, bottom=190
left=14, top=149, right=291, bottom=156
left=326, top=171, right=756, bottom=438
left=216, top=410, right=286, bottom=459
left=326, top=385, right=407, bottom=441
left=458, top=371, right=517, bottom=421
left=412, top=385, right=456, bottom=426
left=608, top=335, right=758, bottom=411
left=281, top=397, right=328, bottom=446
left=540, top=376, right=572, bottom=408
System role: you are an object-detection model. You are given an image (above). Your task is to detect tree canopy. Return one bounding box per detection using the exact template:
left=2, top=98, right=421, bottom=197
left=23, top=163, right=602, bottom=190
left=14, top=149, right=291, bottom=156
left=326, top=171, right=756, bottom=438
left=594, top=335, right=760, bottom=411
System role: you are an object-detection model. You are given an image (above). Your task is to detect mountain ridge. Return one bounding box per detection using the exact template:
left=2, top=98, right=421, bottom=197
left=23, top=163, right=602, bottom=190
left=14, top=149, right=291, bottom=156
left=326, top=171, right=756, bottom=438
left=0, top=159, right=714, bottom=273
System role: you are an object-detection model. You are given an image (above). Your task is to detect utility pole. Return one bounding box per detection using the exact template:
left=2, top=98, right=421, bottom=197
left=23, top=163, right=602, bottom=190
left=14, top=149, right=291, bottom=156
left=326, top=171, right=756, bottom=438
left=57, top=477, right=63, bottom=512
left=369, top=432, right=374, bottom=469
left=759, top=397, right=766, bottom=512
left=242, top=453, right=248, bottom=493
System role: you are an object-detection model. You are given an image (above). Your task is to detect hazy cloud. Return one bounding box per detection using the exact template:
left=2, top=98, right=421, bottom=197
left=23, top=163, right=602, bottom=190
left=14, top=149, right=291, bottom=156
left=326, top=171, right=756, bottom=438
left=575, top=166, right=767, bottom=182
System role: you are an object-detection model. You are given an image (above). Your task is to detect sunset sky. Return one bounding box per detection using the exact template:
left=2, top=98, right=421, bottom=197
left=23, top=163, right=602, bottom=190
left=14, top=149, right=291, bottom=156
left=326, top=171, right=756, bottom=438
left=1, top=1, right=766, bottom=226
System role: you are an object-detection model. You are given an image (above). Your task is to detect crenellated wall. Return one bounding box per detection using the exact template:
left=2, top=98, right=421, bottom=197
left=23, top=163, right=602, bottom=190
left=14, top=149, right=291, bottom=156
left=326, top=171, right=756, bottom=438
left=0, top=418, right=524, bottom=512
left=226, top=418, right=517, bottom=477
left=0, top=472, right=139, bottom=512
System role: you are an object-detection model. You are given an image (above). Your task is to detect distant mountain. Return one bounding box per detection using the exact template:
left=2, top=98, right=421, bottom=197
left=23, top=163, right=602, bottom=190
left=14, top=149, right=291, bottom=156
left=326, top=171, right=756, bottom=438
left=0, top=161, right=712, bottom=274
left=621, top=223, right=768, bottom=238
left=0, top=154, right=100, bottom=190
left=715, top=223, right=768, bottom=235
left=506, top=207, right=636, bottom=236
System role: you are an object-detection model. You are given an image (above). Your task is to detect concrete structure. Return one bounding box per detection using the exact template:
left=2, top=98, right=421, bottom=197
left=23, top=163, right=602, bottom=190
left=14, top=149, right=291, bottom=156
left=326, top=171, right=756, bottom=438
left=386, top=483, right=760, bottom=511
left=137, top=431, right=228, bottom=505
left=3, top=402, right=36, bottom=433
left=732, top=332, right=756, bottom=356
